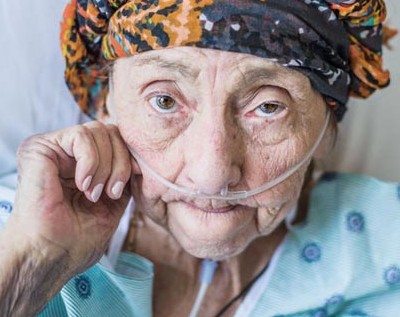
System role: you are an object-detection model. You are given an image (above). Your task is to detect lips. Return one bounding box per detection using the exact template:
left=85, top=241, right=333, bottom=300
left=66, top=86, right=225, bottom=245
left=184, top=202, right=237, bottom=214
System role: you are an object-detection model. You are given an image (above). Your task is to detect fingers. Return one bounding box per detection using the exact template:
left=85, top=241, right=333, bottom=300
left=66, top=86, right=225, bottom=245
left=83, top=122, right=113, bottom=202
left=104, top=125, right=132, bottom=200
left=61, top=124, right=101, bottom=192
left=57, top=122, right=131, bottom=203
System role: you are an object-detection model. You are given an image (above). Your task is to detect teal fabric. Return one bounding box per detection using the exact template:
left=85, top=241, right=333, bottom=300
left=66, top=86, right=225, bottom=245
left=1, top=173, right=399, bottom=316
left=38, top=253, right=154, bottom=317
left=249, top=173, right=400, bottom=316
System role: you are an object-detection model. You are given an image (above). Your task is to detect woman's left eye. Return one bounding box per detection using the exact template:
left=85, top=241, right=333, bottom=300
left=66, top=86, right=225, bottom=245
left=149, top=95, right=178, bottom=113
left=254, top=102, right=285, bottom=117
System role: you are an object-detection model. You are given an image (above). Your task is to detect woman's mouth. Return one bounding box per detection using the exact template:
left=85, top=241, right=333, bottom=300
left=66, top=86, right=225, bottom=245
left=183, top=202, right=237, bottom=214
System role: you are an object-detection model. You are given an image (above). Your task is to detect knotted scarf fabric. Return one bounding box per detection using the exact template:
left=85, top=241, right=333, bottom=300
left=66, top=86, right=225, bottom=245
left=60, top=0, right=390, bottom=121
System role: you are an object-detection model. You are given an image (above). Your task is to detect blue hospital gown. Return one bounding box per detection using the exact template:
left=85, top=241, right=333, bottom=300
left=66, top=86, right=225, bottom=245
left=0, top=172, right=399, bottom=316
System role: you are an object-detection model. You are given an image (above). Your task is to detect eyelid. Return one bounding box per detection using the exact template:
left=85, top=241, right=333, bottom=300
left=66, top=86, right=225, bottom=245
left=142, top=81, right=182, bottom=102
left=146, top=90, right=176, bottom=99
left=140, top=80, right=181, bottom=96
left=239, top=86, right=290, bottom=115
left=241, top=85, right=290, bottom=106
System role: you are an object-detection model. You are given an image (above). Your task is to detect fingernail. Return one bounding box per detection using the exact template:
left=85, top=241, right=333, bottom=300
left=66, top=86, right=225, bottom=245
left=82, top=176, right=93, bottom=191
left=111, top=181, right=124, bottom=199
left=91, top=183, right=104, bottom=202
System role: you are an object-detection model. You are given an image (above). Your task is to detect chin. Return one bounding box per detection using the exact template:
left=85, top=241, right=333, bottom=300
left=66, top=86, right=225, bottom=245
left=178, top=237, right=254, bottom=260
left=165, top=202, right=260, bottom=260
left=171, top=232, right=254, bottom=261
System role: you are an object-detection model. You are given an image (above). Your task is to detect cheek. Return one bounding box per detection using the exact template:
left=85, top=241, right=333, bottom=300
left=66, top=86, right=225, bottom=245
left=242, top=132, right=306, bottom=188
left=253, top=164, right=308, bottom=234
left=114, top=109, right=175, bottom=219
left=241, top=108, right=321, bottom=183
left=129, top=170, right=169, bottom=225
left=252, top=163, right=307, bottom=207
left=118, top=127, right=186, bottom=224
left=115, top=100, right=192, bottom=187
left=239, top=122, right=312, bottom=210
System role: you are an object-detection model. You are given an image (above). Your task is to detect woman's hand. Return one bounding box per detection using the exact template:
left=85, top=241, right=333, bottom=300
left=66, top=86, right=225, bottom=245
left=0, top=122, right=132, bottom=316
left=13, top=121, right=132, bottom=272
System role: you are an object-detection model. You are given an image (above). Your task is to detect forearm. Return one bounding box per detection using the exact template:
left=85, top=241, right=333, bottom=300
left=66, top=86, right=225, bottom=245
left=0, top=225, right=70, bottom=317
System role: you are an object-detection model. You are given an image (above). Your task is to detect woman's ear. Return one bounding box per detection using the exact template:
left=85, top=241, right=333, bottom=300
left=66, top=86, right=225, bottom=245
left=102, top=73, right=120, bottom=125
left=103, top=91, right=117, bottom=124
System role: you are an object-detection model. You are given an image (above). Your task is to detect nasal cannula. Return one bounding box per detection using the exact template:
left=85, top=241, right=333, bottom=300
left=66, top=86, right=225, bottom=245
left=189, top=259, right=218, bottom=317
left=128, top=111, right=330, bottom=201
left=126, top=112, right=330, bottom=316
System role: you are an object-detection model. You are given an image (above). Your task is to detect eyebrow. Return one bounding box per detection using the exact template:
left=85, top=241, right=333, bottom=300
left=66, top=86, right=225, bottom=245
left=238, top=68, right=282, bottom=85
left=237, top=66, right=312, bottom=101
left=128, top=53, right=310, bottom=100
left=130, top=55, right=200, bottom=80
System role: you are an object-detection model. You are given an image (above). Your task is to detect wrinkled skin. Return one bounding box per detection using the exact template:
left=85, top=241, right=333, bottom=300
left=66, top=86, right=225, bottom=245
left=109, top=47, right=332, bottom=260
left=11, top=122, right=132, bottom=273
left=0, top=122, right=133, bottom=316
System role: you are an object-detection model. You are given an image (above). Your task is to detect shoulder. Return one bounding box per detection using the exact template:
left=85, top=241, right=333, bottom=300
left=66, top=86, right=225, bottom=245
left=313, top=172, right=400, bottom=213
left=247, top=173, right=400, bottom=316
left=303, top=172, right=400, bottom=266
left=307, top=172, right=400, bottom=244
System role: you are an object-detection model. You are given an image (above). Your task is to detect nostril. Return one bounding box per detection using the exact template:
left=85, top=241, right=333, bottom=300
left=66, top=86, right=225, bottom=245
left=193, top=185, right=228, bottom=196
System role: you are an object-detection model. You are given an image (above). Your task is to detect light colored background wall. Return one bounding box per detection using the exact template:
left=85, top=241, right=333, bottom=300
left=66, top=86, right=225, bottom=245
left=323, top=0, right=400, bottom=182
left=0, top=1, right=84, bottom=184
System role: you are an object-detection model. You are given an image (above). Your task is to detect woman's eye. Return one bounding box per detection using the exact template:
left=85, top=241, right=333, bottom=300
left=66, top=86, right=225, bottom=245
left=149, top=95, right=177, bottom=113
left=254, top=102, right=285, bottom=117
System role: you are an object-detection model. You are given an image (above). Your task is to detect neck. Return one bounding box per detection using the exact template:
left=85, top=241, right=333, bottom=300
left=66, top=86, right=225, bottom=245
left=125, top=211, right=287, bottom=316
left=215, top=223, right=286, bottom=288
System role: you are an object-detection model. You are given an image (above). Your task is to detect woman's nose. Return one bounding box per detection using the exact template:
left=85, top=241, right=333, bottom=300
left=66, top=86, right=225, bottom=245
left=183, top=114, right=243, bottom=196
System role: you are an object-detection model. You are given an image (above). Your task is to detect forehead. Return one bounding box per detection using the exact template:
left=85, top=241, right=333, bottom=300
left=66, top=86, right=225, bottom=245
left=113, top=47, right=314, bottom=100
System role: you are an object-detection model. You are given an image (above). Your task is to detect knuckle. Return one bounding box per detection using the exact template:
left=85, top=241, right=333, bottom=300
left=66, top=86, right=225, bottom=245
left=18, top=133, right=43, bottom=148
left=84, top=120, right=107, bottom=132
left=17, top=136, right=36, bottom=155
left=16, top=134, right=56, bottom=172
left=16, top=134, right=46, bottom=159
left=111, top=161, right=131, bottom=182
left=116, top=171, right=131, bottom=183
left=106, top=124, right=120, bottom=135
left=72, top=124, right=91, bottom=139
left=107, top=125, right=126, bottom=146
left=111, top=166, right=129, bottom=180
left=87, top=122, right=111, bottom=144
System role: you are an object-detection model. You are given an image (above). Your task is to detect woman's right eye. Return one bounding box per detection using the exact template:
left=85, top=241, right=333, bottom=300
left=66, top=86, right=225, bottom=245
left=149, top=95, right=178, bottom=113
left=254, top=102, right=285, bottom=118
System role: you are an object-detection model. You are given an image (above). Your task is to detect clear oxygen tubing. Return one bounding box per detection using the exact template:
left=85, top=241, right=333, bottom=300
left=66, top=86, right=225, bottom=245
left=188, top=259, right=219, bottom=317
left=128, top=111, right=330, bottom=201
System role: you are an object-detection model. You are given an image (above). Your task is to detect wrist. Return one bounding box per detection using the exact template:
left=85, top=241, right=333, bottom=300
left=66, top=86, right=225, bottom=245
left=0, top=222, right=72, bottom=316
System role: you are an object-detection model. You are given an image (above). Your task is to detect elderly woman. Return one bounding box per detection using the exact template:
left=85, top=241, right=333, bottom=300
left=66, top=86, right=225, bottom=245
left=0, top=0, right=399, bottom=316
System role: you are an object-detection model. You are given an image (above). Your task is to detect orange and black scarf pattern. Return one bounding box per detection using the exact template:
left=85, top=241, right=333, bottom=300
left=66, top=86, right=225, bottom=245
left=61, top=0, right=390, bottom=121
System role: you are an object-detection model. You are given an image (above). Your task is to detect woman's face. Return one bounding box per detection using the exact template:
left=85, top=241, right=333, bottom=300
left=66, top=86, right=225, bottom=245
left=109, top=47, right=330, bottom=260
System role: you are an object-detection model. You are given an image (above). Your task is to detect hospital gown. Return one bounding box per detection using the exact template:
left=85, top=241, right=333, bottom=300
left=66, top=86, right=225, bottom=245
left=0, top=173, right=399, bottom=316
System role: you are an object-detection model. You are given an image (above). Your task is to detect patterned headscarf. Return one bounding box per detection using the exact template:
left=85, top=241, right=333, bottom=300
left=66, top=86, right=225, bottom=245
left=60, top=0, right=390, bottom=121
